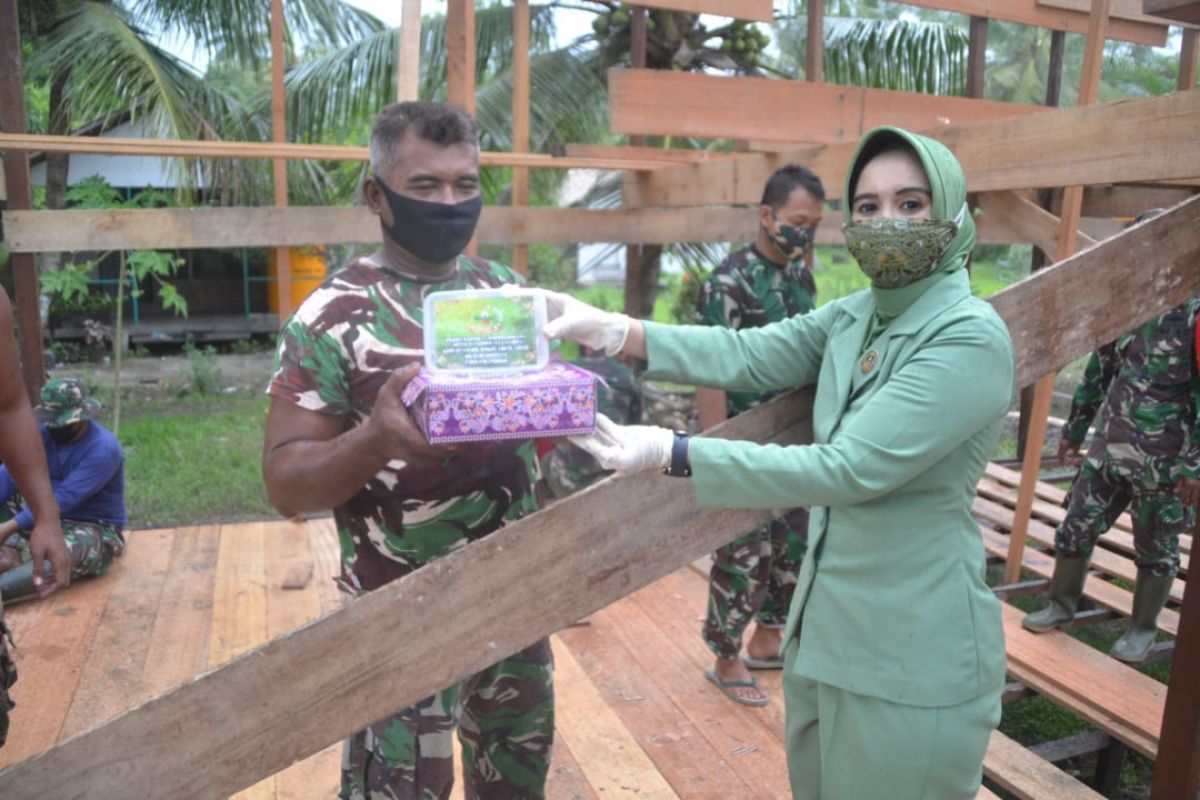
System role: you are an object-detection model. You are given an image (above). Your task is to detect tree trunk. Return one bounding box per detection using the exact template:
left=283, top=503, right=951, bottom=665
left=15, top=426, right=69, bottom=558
left=636, top=244, right=662, bottom=319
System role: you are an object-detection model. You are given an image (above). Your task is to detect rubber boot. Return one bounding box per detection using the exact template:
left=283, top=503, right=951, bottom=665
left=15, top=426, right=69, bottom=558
left=1110, top=569, right=1173, bottom=663
left=1022, top=555, right=1091, bottom=632
left=0, top=561, right=41, bottom=604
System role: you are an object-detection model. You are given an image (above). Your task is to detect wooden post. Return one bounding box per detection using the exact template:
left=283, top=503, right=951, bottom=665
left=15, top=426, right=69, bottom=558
left=1181, top=28, right=1199, bottom=91
left=966, top=16, right=988, bottom=98
left=806, top=0, right=825, bottom=83
left=270, top=0, right=293, bottom=322
left=624, top=6, right=649, bottom=318
left=510, top=0, right=530, bottom=276
left=446, top=0, right=476, bottom=115
left=1016, top=28, right=1065, bottom=460
left=1152, top=528, right=1200, bottom=798
left=0, top=0, right=47, bottom=402
left=1004, top=0, right=1110, bottom=584
left=397, top=0, right=422, bottom=102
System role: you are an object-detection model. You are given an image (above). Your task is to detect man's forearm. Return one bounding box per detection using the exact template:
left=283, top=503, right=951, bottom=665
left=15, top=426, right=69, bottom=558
left=0, top=405, right=59, bottom=528
left=263, top=422, right=395, bottom=516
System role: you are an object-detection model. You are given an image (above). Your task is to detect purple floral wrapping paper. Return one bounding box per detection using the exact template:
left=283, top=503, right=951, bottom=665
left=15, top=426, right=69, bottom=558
left=402, top=362, right=598, bottom=444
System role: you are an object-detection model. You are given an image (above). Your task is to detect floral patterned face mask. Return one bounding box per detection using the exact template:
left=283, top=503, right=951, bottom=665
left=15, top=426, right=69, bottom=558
left=765, top=212, right=816, bottom=262
left=841, top=217, right=959, bottom=288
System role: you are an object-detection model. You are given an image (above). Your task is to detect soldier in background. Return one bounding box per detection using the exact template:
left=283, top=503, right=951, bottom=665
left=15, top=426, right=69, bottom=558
left=694, top=164, right=825, bottom=705
left=539, top=350, right=642, bottom=501
left=1024, top=209, right=1200, bottom=663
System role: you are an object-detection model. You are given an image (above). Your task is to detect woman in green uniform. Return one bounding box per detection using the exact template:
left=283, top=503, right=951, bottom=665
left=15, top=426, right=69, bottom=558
left=539, top=126, right=1014, bottom=798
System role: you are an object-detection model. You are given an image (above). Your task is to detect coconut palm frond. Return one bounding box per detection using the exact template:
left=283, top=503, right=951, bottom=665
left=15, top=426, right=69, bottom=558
left=822, top=16, right=968, bottom=95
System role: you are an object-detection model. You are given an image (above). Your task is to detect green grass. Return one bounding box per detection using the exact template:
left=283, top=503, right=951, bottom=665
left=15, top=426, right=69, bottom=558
left=114, top=392, right=275, bottom=528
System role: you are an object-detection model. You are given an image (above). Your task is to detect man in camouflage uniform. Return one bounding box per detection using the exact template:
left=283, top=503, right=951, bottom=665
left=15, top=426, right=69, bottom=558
left=263, top=102, right=553, bottom=800
left=694, top=164, right=825, bottom=705
left=0, top=378, right=126, bottom=603
left=538, top=351, right=641, bottom=501
left=1024, top=212, right=1200, bottom=662
left=0, top=287, right=69, bottom=748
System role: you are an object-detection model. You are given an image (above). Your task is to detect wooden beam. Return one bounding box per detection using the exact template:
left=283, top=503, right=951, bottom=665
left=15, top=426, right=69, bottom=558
left=1005, top=0, right=1110, bottom=583
left=1041, top=0, right=1197, bottom=26
left=1080, top=184, right=1195, bottom=218
left=807, top=0, right=825, bottom=83
left=2, top=195, right=1197, bottom=800
left=994, top=195, right=1200, bottom=388
left=1152, top=541, right=1200, bottom=797
left=446, top=0, right=475, bottom=116
left=609, top=68, right=1043, bottom=143
left=3, top=198, right=1082, bottom=254
left=1142, top=0, right=1200, bottom=23
left=270, top=0, right=292, bottom=322
left=397, top=0, right=422, bottom=102
left=633, top=90, right=1200, bottom=206
left=1181, top=28, right=1199, bottom=90
left=0, top=133, right=675, bottom=171
left=621, top=0, right=773, bottom=20
left=886, top=0, right=1166, bottom=45
left=0, top=0, right=46, bottom=403
left=563, top=144, right=739, bottom=164
left=511, top=0, right=530, bottom=276
left=967, top=16, right=989, bottom=98
left=976, top=190, right=1095, bottom=256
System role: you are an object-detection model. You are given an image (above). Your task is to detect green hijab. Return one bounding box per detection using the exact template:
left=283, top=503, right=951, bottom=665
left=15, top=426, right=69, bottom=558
left=843, top=126, right=975, bottom=326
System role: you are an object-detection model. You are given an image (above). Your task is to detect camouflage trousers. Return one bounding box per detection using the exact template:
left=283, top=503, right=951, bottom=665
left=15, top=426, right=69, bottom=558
left=0, top=599, right=15, bottom=749
left=1, top=520, right=125, bottom=582
left=340, top=638, right=554, bottom=800
left=1055, top=458, right=1191, bottom=577
left=704, top=508, right=809, bottom=660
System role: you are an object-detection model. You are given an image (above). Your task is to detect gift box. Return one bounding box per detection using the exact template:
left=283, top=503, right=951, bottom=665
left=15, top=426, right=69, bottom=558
left=402, top=362, right=598, bottom=444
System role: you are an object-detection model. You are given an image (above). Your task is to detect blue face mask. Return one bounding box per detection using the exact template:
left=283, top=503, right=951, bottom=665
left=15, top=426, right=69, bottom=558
left=374, top=177, right=483, bottom=264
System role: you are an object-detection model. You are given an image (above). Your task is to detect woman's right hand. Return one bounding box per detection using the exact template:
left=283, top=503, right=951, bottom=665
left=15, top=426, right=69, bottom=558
left=536, top=289, right=632, bottom=356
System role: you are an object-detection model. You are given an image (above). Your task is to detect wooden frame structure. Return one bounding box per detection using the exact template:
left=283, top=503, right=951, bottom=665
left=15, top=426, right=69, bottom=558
left=2, top=0, right=1199, bottom=796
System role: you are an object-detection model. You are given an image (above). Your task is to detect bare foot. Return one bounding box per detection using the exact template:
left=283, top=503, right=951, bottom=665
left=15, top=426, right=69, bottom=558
left=745, top=624, right=783, bottom=661
left=712, top=656, right=768, bottom=704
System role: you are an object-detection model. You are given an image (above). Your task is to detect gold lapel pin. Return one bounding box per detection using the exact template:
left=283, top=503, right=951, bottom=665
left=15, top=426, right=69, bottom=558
left=860, top=348, right=879, bottom=374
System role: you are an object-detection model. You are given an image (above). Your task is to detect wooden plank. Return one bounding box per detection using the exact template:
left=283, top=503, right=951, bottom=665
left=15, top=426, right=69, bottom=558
left=0, top=133, right=671, bottom=172
left=1143, top=0, right=1200, bottom=23
left=1181, top=27, right=1200, bottom=90
left=1081, top=185, right=1196, bottom=218
left=627, top=0, right=772, bottom=20
left=0, top=0, right=46, bottom=401
left=446, top=0, right=475, bottom=116
left=976, top=191, right=1094, bottom=257
left=563, top=143, right=739, bottom=164
left=609, top=69, right=1044, bottom=143
left=1151, top=543, right=1200, bottom=798
left=887, top=0, right=1166, bottom=44
left=1041, top=0, right=1196, bottom=26
left=140, top=526, right=220, bottom=698
left=0, top=555, right=122, bottom=768
left=545, top=737, right=601, bottom=800
left=270, top=0, right=293, bottom=325
left=397, top=0, right=422, bottom=102
left=983, top=730, right=1104, bottom=799
left=967, top=17, right=989, bottom=98
left=1001, top=602, right=1165, bottom=759
left=511, top=0, right=530, bottom=276
left=991, top=195, right=1200, bottom=389
left=57, top=527, right=175, bottom=741
left=556, top=606, right=757, bottom=797
left=977, top=523, right=1181, bottom=636
left=635, top=90, right=1200, bottom=206
left=807, top=0, right=824, bottom=82
left=550, top=637, right=681, bottom=799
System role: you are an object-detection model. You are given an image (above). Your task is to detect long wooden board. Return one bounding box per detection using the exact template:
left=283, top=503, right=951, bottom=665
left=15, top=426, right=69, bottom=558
left=0, top=200, right=1123, bottom=254
left=609, top=69, right=1044, bottom=143
left=634, top=90, right=1200, bottom=206
left=2, top=196, right=1198, bottom=799
left=625, top=0, right=773, bottom=19
left=888, top=0, right=1167, bottom=44
left=983, top=730, right=1104, bottom=800
left=1041, top=0, right=1198, bottom=26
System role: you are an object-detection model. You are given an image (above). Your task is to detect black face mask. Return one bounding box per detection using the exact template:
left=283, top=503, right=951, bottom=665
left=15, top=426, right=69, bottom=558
left=49, top=423, right=82, bottom=444
left=374, top=177, right=483, bottom=264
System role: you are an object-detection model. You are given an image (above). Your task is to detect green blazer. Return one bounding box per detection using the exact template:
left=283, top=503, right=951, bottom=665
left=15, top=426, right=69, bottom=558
left=645, top=270, right=1014, bottom=707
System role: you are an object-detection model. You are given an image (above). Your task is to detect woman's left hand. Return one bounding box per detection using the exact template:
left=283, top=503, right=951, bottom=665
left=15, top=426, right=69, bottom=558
left=570, top=414, right=675, bottom=474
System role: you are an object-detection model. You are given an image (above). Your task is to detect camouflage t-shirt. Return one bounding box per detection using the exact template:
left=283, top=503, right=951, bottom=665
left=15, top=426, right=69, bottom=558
left=268, top=253, right=541, bottom=592
left=1063, top=297, right=1200, bottom=483
left=695, top=246, right=816, bottom=416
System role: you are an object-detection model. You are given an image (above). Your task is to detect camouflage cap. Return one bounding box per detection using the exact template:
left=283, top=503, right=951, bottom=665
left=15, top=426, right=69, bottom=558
left=35, top=378, right=101, bottom=429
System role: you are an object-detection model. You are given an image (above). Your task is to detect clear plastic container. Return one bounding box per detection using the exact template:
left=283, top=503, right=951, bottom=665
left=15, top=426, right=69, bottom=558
left=423, top=288, right=549, bottom=374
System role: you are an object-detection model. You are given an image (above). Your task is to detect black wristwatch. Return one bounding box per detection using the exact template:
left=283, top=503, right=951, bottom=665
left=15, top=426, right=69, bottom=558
left=663, top=430, right=692, bottom=477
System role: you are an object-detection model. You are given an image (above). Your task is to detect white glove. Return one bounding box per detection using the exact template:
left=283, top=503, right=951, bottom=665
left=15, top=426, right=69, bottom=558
left=539, top=290, right=631, bottom=356
left=570, top=414, right=675, bottom=474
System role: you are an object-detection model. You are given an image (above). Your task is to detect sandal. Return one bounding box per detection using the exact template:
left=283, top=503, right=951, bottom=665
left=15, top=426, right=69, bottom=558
left=704, top=667, right=769, bottom=707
